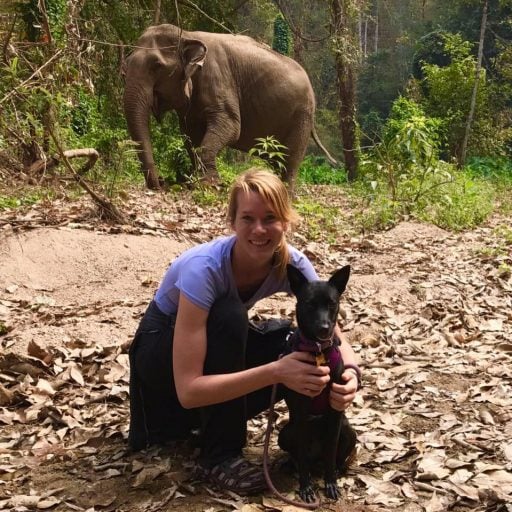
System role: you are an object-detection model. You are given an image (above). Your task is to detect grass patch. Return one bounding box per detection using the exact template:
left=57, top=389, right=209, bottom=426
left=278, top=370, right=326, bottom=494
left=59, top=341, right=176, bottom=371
left=0, top=189, right=55, bottom=210
left=294, top=198, right=342, bottom=242
left=298, top=156, right=347, bottom=185
left=350, top=160, right=498, bottom=232
left=416, top=172, right=494, bottom=231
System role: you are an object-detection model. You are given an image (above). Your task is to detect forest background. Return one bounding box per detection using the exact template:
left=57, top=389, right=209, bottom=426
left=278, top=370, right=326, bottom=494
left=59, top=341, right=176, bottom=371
left=0, top=0, right=512, bottom=231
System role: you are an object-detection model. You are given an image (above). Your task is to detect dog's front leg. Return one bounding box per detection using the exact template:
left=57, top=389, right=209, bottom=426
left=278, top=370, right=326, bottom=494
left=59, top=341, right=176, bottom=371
left=323, top=408, right=343, bottom=499
left=292, top=394, right=316, bottom=503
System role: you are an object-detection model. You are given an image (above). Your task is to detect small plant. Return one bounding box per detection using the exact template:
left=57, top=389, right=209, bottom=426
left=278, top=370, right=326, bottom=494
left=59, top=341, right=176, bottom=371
left=298, top=156, right=346, bottom=185
left=418, top=172, right=494, bottom=231
left=498, top=262, right=511, bottom=279
left=295, top=199, right=342, bottom=242
left=494, top=225, right=512, bottom=245
left=248, top=136, right=288, bottom=176
left=0, top=189, right=54, bottom=210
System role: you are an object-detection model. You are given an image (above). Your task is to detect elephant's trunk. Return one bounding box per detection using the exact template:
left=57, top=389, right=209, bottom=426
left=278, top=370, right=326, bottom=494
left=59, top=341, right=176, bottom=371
left=123, top=82, right=162, bottom=190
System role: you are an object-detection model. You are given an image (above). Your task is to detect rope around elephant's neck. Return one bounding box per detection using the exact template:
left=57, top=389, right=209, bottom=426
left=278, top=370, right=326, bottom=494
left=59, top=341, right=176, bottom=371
left=262, top=381, right=320, bottom=510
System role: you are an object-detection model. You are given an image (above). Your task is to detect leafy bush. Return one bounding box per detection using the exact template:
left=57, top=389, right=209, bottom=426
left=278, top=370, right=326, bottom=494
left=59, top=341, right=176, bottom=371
left=356, top=96, right=496, bottom=231
left=416, top=165, right=494, bottom=231
left=298, top=156, right=347, bottom=185
left=248, top=136, right=288, bottom=176
left=465, top=156, right=512, bottom=182
left=272, top=14, right=292, bottom=56
left=420, top=33, right=498, bottom=160
left=294, top=199, right=341, bottom=242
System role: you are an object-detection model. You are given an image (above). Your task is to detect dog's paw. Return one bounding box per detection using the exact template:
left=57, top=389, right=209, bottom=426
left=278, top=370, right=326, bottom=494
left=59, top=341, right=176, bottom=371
left=298, top=485, right=317, bottom=503
left=324, top=481, right=341, bottom=500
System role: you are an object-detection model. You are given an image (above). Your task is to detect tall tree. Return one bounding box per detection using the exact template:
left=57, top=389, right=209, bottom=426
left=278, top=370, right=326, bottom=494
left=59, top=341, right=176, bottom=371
left=459, top=0, right=488, bottom=167
left=329, top=0, right=363, bottom=180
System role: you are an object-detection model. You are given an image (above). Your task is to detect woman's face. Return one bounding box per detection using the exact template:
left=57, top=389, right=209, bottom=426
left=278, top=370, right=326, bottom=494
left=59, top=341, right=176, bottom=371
left=232, top=190, right=287, bottom=263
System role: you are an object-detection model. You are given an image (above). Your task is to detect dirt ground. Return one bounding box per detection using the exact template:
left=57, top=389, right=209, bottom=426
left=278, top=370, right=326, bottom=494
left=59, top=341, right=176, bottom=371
left=0, top=185, right=511, bottom=512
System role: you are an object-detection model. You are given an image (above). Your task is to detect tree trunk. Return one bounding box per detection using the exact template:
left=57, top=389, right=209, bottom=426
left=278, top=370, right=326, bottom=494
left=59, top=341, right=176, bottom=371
left=459, top=0, right=488, bottom=168
left=330, top=0, right=361, bottom=181
left=154, top=0, right=161, bottom=24
left=374, top=0, right=378, bottom=53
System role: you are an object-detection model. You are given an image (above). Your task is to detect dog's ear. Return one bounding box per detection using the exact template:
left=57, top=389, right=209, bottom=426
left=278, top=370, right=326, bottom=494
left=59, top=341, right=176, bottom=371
left=287, top=264, right=308, bottom=296
left=329, top=265, right=350, bottom=295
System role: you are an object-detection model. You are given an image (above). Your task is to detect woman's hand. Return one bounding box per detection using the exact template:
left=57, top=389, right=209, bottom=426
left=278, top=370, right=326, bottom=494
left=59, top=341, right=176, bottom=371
left=329, top=369, right=358, bottom=411
left=275, top=351, right=330, bottom=397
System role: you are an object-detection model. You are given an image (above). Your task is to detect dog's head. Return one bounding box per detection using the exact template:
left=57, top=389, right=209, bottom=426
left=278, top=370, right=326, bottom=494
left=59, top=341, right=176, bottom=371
left=287, top=265, right=350, bottom=343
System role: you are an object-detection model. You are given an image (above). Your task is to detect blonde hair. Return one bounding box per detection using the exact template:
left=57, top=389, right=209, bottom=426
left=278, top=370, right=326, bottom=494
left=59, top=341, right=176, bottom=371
left=227, top=168, right=299, bottom=279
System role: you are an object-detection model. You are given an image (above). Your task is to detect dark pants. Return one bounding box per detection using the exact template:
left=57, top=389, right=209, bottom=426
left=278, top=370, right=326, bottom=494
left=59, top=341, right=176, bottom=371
left=128, top=296, right=290, bottom=466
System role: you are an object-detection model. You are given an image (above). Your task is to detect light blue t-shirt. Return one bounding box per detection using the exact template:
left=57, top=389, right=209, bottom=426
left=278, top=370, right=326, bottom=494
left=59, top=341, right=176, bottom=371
left=154, top=235, right=317, bottom=315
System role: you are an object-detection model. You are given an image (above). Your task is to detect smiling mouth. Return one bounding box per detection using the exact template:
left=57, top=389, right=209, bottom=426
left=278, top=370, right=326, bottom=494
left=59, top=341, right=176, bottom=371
left=250, top=240, right=270, bottom=247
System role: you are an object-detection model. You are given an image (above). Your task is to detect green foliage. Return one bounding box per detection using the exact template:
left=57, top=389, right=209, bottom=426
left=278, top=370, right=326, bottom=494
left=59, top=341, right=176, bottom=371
left=419, top=32, right=498, bottom=160
left=349, top=186, right=401, bottom=232
left=17, top=0, right=67, bottom=43
left=272, top=14, right=292, bottom=56
left=294, top=199, right=341, bottom=242
left=0, top=189, right=54, bottom=210
left=356, top=96, right=495, bottom=231
left=417, top=169, right=494, bottom=231
left=191, top=186, right=224, bottom=208
left=358, top=49, right=410, bottom=125
left=298, top=156, right=347, bottom=185
left=412, top=30, right=453, bottom=79
left=150, top=116, right=192, bottom=183
left=465, top=156, right=512, bottom=213
left=465, top=156, right=512, bottom=182
left=248, top=136, right=288, bottom=175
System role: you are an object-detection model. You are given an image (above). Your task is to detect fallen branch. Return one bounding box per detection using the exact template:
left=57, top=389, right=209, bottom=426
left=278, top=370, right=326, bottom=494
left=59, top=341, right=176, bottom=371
left=28, top=148, right=99, bottom=176
left=48, top=130, right=127, bottom=224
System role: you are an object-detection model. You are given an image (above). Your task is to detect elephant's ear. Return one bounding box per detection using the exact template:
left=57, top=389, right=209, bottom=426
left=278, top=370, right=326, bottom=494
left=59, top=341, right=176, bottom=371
left=180, top=39, right=207, bottom=99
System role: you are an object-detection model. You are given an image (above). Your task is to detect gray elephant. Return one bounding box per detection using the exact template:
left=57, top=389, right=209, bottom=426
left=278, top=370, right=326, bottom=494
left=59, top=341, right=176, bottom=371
left=123, top=24, right=336, bottom=190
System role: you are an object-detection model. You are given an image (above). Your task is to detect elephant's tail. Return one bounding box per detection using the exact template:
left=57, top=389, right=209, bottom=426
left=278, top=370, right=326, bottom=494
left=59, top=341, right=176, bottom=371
left=311, top=127, right=338, bottom=167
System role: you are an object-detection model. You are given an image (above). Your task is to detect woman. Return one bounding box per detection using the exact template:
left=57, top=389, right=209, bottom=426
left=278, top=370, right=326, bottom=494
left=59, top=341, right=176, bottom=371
left=129, top=168, right=360, bottom=494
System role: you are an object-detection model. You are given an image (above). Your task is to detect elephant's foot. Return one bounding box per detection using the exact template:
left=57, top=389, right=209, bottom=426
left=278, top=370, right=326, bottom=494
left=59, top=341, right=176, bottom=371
left=144, top=171, right=163, bottom=190
left=199, top=170, right=220, bottom=186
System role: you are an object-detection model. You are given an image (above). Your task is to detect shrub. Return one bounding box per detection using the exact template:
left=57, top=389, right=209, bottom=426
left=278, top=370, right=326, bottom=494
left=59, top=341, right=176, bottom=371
left=298, top=156, right=347, bottom=185
left=356, top=96, right=496, bottom=231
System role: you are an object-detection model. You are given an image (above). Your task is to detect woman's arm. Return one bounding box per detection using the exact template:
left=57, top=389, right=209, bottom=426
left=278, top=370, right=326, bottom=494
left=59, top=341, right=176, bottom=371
left=173, top=293, right=331, bottom=409
left=329, top=325, right=361, bottom=411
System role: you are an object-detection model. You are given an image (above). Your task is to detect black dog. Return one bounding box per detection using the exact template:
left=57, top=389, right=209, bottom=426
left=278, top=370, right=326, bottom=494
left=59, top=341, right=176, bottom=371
left=280, top=264, right=351, bottom=503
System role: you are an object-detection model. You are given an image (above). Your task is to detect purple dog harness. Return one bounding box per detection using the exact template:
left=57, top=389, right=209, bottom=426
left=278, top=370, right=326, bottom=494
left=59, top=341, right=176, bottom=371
left=287, top=331, right=343, bottom=416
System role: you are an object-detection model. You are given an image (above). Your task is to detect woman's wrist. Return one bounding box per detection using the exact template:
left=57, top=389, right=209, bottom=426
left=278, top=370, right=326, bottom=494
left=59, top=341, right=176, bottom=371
left=268, top=359, right=282, bottom=386
left=344, top=363, right=362, bottom=390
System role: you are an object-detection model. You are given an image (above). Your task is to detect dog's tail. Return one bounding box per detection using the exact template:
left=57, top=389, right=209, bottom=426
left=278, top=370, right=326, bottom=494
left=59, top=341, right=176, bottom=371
left=262, top=383, right=320, bottom=510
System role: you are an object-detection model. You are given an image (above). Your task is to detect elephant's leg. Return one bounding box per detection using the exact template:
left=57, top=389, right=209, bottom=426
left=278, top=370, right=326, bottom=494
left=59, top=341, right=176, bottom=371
left=196, top=115, right=240, bottom=184
left=280, top=112, right=314, bottom=196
